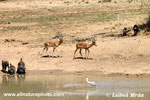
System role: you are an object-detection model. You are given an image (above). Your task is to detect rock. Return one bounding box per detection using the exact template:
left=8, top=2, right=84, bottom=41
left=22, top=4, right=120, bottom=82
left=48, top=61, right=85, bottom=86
left=22, top=42, right=29, bottom=45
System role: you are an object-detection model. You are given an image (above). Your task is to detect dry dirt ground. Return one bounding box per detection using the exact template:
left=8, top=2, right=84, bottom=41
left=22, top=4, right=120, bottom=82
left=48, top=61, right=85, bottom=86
left=0, top=0, right=150, bottom=76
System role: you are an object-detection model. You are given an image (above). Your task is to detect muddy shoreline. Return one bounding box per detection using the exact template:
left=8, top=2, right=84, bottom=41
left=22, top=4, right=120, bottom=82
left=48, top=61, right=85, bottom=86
left=1, top=70, right=150, bottom=78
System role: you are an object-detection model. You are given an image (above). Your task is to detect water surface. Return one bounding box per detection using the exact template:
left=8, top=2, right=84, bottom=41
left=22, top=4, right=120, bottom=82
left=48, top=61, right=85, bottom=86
left=0, top=75, right=150, bottom=100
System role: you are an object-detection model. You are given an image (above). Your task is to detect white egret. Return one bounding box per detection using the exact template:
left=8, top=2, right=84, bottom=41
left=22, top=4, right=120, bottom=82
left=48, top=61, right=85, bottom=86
left=86, top=77, right=96, bottom=86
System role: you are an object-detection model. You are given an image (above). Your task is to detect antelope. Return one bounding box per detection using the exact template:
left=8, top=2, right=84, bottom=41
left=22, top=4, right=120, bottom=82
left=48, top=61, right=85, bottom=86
left=40, top=34, right=63, bottom=57
left=74, top=37, right=97, bottom=59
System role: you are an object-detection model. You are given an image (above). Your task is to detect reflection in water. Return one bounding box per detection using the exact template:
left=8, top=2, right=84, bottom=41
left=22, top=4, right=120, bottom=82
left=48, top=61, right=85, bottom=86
left=7, top=75, right=16, bottom=84
left=17, top=75, right=26, bottom=85
left=2, top=75, right=16, bottom=85
left=2, top=75, right=8, bottom=85
left=63, top=83, right=85, bottom=88
left=86, top=92, right=89, bottom=100
left=2, top=75, right=25, bottom=85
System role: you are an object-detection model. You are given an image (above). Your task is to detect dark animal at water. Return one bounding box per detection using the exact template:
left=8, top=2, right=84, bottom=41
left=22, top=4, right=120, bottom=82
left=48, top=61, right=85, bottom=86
left=1, top=60, right=9, bottom=73
left=17, top=58, right=26, bottom=74
left=7, top=64, right=15, bottom=75
left=133, top=25, right=139, bottom=36
left=122, top=27, right=130, bottom=36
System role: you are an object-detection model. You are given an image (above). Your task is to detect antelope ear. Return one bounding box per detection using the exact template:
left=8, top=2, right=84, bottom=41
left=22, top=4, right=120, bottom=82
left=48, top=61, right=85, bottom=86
left=59, top=36, right=63, bottom=40
left=92, top=36, right=96, bottom=42
left=56, top=32, right=63, bottom=39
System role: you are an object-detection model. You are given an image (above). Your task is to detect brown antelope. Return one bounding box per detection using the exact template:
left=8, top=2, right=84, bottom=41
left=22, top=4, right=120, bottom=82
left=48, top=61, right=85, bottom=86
left=41, top=34, right=63, bottom=57
left=74, top=37, right=97, bottom=59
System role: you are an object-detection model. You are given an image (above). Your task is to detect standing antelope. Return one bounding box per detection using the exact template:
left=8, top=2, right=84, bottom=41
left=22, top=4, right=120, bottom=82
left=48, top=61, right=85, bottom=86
left=74, top=37, right=97, bottom=59
left=41, top=35, right=63, bottom=57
